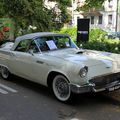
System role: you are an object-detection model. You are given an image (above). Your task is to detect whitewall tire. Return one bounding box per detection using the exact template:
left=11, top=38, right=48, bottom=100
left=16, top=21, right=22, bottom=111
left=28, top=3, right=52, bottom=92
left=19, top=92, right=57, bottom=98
left=1, top=66, right=10, bottom=80
left=52, top=75, right=71, bottom=102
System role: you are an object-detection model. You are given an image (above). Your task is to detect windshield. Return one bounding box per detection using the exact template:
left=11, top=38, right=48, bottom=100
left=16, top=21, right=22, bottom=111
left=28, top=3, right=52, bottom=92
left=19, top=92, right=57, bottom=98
left=34, top=35, right=77, bottom=52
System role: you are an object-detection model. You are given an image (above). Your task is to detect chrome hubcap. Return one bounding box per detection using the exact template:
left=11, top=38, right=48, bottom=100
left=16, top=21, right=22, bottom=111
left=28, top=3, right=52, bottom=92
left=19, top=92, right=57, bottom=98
left=55, top=78, right=69, bottom=97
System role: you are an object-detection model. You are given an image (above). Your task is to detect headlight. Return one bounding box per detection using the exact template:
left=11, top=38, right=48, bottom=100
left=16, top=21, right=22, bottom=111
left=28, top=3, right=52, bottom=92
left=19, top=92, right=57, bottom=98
left=79, top=66, right=88, bottom=78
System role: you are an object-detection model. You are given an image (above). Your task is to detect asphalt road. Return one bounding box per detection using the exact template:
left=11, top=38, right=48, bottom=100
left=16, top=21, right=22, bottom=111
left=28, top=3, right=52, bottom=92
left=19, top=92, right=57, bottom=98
left=0, top=76, right=120, bottom=120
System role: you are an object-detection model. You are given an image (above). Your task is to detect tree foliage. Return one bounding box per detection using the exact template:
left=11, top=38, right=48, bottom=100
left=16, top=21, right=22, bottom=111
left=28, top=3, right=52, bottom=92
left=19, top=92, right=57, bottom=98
left=77, top=0, right=109, bottom=11
left=0, top=0, right=47, bottom=35
left=0, top=0, right=108, bottom=36
left=0, top=0, right=71, bottom=36
left=84, top=0, right=105, bottom=8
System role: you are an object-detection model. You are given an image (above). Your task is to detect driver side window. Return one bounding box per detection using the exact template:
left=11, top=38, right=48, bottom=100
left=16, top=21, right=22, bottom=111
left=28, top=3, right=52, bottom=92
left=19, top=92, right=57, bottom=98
left=28, top=40, right=39, bottom=53
left=15, top=39, right=30, bottom=52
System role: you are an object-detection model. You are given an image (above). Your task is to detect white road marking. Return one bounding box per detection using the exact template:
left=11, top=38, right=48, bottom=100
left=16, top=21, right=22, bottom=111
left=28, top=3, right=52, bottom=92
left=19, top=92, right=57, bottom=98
left=0, top=88, right=8, bottom=94
left=70, top=118, right=83, bottom=120
left=0, top=83, right=17, bottom=93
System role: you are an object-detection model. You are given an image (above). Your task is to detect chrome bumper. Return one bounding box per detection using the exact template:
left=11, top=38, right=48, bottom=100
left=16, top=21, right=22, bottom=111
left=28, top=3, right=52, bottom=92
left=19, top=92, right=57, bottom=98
left=70, top=81, right=120, bottom=94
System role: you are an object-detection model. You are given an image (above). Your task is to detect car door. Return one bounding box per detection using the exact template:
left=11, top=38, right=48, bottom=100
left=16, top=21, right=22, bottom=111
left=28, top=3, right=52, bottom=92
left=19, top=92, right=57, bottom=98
left=11, top=51, right=33, bottom=79
left=9, top=38, right=51, bottom=86
left=9, top=39, right=40, bottom=81
left=25, top=36, right=54, bottom=85
left=25, top=36, right=55, bottom=85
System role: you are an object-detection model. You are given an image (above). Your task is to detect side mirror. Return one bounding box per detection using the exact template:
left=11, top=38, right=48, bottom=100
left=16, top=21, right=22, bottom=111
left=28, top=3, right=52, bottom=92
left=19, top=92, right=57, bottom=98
left=28, top=49, right=34, bottom=56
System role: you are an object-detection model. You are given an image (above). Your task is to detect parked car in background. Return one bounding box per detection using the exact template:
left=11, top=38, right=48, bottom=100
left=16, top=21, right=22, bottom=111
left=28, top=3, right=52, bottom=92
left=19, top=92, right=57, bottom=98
left=105, top=31, right=120, bottom=39
left=0, top=32, right=120, bottom=102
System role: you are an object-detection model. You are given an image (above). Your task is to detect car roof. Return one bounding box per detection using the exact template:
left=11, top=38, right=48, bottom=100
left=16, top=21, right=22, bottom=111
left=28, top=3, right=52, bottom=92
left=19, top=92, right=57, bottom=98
left=15, top=32, right=68, bottom=42
left=11, top=32, right=69, bottom=51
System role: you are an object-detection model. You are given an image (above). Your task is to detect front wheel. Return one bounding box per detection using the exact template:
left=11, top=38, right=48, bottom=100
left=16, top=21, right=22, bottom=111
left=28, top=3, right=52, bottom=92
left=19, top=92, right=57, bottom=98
left=1, top=66, right=11, bottom=80
left=52, top=75, right=72, bottom=102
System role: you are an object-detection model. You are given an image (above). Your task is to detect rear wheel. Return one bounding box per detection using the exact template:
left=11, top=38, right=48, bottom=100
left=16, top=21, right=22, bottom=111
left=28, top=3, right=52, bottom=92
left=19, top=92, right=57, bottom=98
left=52, top=75, right=72, bottom=102
left=1, top=66, right=11, bottom=80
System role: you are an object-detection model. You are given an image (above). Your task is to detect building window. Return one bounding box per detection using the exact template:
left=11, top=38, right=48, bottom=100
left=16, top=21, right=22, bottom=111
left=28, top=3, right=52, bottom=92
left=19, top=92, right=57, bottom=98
left=77, top=0, right=80, bottom=3
left=73, top=0, right=75, bottom=3
left=98, top=15, right=102, bottom=24
left=108, top=0, right=113, bottom=8
left=91, top=16, right=94, bottom=24
left=108, top=14, right=112, bottom=24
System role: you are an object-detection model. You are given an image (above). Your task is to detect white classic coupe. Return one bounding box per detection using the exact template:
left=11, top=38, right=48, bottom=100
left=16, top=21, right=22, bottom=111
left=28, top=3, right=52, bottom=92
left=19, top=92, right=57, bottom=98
left=0, top=32, right=120, bottom=102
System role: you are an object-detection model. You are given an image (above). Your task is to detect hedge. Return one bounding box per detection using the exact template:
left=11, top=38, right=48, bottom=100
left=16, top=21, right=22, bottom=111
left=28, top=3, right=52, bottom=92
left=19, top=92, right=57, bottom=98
left=57, top=27, right=120, bottom=54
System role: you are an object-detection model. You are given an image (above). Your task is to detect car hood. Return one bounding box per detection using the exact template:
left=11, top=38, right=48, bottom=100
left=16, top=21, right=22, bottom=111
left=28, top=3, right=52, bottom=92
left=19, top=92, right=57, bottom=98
left=46, top=48, right=119, bottom=68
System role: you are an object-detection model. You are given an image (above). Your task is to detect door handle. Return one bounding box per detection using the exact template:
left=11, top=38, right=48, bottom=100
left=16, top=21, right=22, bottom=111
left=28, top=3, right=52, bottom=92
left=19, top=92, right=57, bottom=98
left=11, top=52, right=16, bottom=56
left=36, top=60, right=44, bottom=64
left=11, top=53, right=20, bottom=58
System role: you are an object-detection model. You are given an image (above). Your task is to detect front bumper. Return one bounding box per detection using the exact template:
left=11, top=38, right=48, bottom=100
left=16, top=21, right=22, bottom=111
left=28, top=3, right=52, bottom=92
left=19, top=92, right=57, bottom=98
left=70, top=72, right=120, bottom=94
left=70, top=72, right=120, bottom=93
left=70, top=81, right=120, bottom=94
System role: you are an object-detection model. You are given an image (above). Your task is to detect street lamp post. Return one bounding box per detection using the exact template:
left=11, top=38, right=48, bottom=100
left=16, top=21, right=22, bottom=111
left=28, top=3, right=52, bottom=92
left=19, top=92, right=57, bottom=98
left=71, top=0, right=74, bottom=25
left=115, top=0, right=119, bottom=32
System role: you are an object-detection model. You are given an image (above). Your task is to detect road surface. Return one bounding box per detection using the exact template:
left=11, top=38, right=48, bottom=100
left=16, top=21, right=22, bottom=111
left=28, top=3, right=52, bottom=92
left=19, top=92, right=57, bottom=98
left=0, top=76, right=120, bottom=120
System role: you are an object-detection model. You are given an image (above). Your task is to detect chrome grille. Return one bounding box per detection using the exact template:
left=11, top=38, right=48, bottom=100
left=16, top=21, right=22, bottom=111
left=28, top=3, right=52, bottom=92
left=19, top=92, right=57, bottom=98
left=89, top=72, right=120, bottom=88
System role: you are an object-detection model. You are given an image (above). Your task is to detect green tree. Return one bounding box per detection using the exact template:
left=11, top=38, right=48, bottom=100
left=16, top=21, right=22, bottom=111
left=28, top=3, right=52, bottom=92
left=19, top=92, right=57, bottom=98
left=0, top=0, right=54, bottom=36
left=0, top=0, right=109, bottom=36
left=77, top=0, right=111, bottom=11
left=0, top=0, right=71, bottom=36
left=49, top=0, right=72, bottom=27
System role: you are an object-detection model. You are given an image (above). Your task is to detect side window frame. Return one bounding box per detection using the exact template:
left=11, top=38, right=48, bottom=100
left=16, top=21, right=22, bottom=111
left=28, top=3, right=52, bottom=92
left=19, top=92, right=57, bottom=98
left=34, top=36, right=55, bottom=52
left=15, top=39, right=31, bottom=52
left=27, top=39, right=40, bottom=53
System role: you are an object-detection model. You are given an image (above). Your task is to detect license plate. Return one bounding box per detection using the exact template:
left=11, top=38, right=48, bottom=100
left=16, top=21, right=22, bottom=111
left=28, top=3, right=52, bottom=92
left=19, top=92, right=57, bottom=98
left=114, top=86, right=120, bottom=90
left=108, top=87, right=114, bottom=91
left=108, top=86, right=120, bottom=91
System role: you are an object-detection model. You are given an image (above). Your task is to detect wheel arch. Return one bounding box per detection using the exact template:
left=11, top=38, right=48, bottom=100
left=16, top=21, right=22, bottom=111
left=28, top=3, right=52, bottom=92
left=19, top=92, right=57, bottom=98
left=0, top=64, right=10, bottom=71
left=47, top=71, right=70, bottom=88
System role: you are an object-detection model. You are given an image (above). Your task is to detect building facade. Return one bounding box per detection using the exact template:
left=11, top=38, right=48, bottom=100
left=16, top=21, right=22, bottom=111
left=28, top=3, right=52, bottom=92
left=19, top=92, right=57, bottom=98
left=84, top=0, right=119, bottom=32
left=69, top=0, right=85, bottom=26
left=44, top=0, right=120, bottom=32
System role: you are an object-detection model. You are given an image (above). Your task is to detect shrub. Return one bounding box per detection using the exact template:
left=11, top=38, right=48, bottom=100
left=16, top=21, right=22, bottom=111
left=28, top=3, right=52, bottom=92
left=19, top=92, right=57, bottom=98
left=89, top=28, right=106, bottom=42
left=57, top=27, right=120, bottom=54
left=81, top=41, right=120, bottom=54
left=58, top=27, right=77, bottom=41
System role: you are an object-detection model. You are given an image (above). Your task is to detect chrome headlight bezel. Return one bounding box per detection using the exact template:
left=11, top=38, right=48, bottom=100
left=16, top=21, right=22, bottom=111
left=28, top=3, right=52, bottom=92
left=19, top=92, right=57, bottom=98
left=79, top=66, right=88, bottom=78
